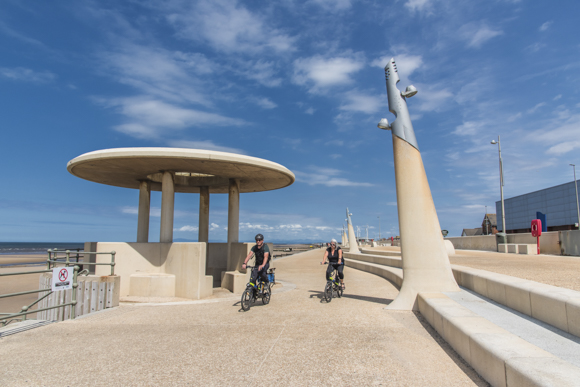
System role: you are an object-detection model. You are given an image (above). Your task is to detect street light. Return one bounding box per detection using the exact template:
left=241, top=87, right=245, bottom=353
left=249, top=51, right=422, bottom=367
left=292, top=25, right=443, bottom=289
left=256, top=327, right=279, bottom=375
left=571, top=164, right=580, bottom=229
left=491, top=136, right=507, bottom=234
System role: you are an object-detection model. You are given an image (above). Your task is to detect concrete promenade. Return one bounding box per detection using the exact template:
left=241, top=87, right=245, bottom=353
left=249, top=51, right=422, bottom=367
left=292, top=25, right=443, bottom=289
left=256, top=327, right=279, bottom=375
left=0, top=249, right=488, bottom=386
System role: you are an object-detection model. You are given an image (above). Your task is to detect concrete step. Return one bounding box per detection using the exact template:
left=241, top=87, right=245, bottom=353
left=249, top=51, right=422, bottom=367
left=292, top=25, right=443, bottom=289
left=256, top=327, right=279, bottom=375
left=345, top=256, right=580, bottom=387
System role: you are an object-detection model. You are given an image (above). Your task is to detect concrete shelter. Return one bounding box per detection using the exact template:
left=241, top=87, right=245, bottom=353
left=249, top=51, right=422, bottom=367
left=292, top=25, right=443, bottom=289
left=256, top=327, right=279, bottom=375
left=67, top=147, right=294, bottom=298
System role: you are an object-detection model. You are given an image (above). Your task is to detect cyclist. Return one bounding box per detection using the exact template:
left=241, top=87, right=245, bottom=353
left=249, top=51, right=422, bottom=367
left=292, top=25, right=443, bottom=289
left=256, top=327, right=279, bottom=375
left=242, top=233, right=271, bottom=291
left=321, top=238, right=345, bottom=290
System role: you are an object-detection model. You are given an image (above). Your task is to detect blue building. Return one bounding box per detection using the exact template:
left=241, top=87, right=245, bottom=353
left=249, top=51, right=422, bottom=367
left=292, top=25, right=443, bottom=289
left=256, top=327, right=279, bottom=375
left=496, top=180, right=580, bottom=233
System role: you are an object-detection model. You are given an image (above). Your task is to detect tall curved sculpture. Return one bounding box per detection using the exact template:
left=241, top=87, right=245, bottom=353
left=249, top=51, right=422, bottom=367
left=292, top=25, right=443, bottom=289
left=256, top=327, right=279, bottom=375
left=346, top=208, right=359, bottom=253
left=379, top=58, right=459, bottom=310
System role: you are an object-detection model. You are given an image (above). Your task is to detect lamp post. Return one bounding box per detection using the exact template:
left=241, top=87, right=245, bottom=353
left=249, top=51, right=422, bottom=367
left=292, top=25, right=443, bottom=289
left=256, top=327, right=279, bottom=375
left=571, top=164, right=580, bottom=229
left=491, top=136, right=507, bottom=234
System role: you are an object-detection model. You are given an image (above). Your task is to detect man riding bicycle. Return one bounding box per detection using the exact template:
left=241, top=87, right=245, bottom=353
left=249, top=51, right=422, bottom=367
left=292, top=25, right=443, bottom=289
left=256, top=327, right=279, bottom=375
left=321, top=238, right=345, bottom=290
left=242, top=233, right=270, bottom=291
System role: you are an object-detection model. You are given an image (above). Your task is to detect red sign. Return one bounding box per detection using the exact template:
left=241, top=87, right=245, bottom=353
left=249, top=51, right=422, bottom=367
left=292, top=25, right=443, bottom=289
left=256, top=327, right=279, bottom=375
left=58, top=268, right=68, bottom=282
left=531, top=219, right=542, bottom=237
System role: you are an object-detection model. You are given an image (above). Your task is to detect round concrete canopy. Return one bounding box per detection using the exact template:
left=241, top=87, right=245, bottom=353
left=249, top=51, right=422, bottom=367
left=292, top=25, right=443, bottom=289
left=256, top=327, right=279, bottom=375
left=67, top=148, right=295, bottom=194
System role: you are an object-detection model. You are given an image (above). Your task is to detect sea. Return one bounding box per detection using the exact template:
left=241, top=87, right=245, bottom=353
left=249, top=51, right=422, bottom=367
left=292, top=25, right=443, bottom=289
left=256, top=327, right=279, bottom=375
left=0, top=242, right=85, bottom=255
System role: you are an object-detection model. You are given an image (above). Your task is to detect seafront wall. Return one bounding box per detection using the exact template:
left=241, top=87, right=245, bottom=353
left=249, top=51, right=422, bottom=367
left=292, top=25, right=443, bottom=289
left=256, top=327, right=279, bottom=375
left=446, top=230, right=580, bottom=255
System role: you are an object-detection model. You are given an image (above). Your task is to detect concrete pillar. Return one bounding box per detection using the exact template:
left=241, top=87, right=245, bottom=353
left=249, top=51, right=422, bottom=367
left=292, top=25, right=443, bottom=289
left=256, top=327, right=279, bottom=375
left=160, top=171, right=175, bottom=243
left=198, top=186, right=210, bottom=243
left=387, top=136, right=459, bottom=310
left=343, top=230, right=349, bottom=248
left=226, top=178, right=240, bottom=271
left=137, top=180, right=151, bottom=243
left=347, top=222, right=359, bottom=253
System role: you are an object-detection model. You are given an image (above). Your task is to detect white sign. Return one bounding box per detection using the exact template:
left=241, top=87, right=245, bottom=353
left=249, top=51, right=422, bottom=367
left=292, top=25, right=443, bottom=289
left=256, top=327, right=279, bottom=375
left=52, top=267, right=73, bottom=291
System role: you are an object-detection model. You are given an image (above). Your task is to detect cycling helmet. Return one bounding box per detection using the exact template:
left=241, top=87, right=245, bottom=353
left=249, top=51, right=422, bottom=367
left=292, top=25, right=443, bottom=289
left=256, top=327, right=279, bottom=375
left=255, top=233, right=264, bottom=241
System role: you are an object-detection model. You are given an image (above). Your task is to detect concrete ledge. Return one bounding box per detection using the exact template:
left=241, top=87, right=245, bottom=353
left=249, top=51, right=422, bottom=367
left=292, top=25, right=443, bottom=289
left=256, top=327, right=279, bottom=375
left=452, top=264, right=580, bottom=338
left=517, top=244, right=538, bottom=255
left=221, top=270, right=250, bottom=294
left=506, top=357, right=580, bottom=386
left=129, top=273, right=176, bottom=297
left=418, top=292, right=580, bottom=387
left=359, top=249, right=401, bottom=257
left=343, top=252, right=402, bottom=268
left=498, top=244, right=508, bottom=253
left=344, top=258, right=403, bottom=289
left=345, top=251, right=580, bottom=339
left=507, top=244, right=518, bottom=254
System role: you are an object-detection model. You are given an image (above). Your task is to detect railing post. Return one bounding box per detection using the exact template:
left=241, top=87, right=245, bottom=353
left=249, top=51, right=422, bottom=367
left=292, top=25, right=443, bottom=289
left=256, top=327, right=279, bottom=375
left=21, top=305, right=28, bottom=321
left=47, top=249, right=52, bottom=270
left=111, top=251, right=116, bottom=276
left=71, top=265, right=79, bottom=320
left=66, top=250, right=70, bottom=267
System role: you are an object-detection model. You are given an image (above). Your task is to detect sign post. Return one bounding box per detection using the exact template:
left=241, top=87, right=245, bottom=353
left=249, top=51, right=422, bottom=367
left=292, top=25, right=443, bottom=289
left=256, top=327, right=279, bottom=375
left=531, top=219, right=542, bottom=255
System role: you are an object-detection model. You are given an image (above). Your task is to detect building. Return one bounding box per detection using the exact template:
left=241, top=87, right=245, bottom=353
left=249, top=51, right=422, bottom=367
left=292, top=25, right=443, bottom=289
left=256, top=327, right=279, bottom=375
left=482, top=214, right=497, bottom=235
left=461, top=214, right=497, bottom=236
left=461, top=228, right=483, bottom=236
left=496, top=180, right=580, bottom=233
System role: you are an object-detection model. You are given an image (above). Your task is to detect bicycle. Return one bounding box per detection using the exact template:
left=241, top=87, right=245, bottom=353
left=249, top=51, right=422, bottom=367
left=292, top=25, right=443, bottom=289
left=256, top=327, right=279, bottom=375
left=241, top=266, right=271, bottom=311
left=323, top=262, right=343, bottom=302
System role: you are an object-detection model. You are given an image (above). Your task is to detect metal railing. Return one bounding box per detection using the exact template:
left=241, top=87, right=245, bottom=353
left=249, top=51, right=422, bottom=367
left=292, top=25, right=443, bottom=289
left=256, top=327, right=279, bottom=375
left=0, top=249, right=116, bottom=327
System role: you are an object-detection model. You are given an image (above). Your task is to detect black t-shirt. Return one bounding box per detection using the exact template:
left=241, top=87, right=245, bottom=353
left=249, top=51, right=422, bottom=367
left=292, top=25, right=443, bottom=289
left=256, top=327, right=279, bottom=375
left=327, top=246, right=342, bottom=264
left=251, top=244, right=270, bottom=266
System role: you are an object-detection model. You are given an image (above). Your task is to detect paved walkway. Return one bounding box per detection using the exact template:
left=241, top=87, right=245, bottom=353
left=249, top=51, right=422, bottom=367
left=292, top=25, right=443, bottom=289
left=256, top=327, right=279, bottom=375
left=0, top=249, right=488, bottom=386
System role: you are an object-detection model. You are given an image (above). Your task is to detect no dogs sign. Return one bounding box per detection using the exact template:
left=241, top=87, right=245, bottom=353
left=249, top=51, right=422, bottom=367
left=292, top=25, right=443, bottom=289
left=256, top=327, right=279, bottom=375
left=52, top=267, right=73, bottom=291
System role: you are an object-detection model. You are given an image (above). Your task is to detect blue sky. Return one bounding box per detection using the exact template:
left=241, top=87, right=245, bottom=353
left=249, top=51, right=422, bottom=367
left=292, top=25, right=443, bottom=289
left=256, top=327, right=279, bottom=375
left=1, top=0, right=579, bottom=243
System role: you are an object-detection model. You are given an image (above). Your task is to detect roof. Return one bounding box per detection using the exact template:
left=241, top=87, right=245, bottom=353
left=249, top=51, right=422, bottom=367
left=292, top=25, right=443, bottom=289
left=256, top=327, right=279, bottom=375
left=67, top=148, right=295, bottom=194
left=483, top=213, right=497, bottom=226
left=461, top=228, right=483, bottom=236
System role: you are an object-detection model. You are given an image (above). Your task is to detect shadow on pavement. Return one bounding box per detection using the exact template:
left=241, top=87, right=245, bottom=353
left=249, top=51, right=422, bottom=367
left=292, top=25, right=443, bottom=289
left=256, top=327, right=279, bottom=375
left=307, top=290, right=393, bottom=305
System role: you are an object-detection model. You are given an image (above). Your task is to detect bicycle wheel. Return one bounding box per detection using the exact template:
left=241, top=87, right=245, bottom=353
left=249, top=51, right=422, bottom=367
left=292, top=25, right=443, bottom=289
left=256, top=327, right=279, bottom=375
left=241, top=288, right=253, bottom=311
left=336, top=283, right=343, bottom=298
left=262, top=287, right=271, bottom=305
left=324, top=281, right=333, bottom=302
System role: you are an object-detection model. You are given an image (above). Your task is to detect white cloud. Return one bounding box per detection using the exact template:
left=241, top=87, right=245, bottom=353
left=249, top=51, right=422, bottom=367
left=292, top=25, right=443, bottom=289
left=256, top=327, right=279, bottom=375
left=121, top=206, right=161, bottom=217
left=527, top=102, right=546, bottom=114
left=371, top=54, right=423, bottom=83
left=121, top=206, right=138, bottom=215
left=166, top=0, right=296, bottom=54
left=280, top=224, right=303, bottom=229
left=167, top=140, right=246, bottom=155
left=237, top=59, right=282, bottom=87
left=176, top=225, right=198, bottom=232
left=460, top=23, right=503, bottom=48
left=553, top=94, right=562, bottom=101
left=340, top=91, right=383, bottom=114
left=295, top=166, right=374, bottom=187
left=525, top=42, right=545, bottom=53
left=253, top=97, right=277, bottom=109
left=527, top=111, right=580, bottom=155
left=453, top=120, right=487, bottom=136
left=99, top=97, right=246, bottom=139
left=99, top=43, right=212, bottom=106
left=293, top=54, right=364, bottom=92
left=539, top=21, right=552, bottom=32
left=0, top=67, right=55, bottom=83
left=546, top=141, right=580, bottom=156
left=210, top=223, right=220, bottom=230
left=414, top=85, right=453, bottom=112
left=405, top=0, right=432, bottom=12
